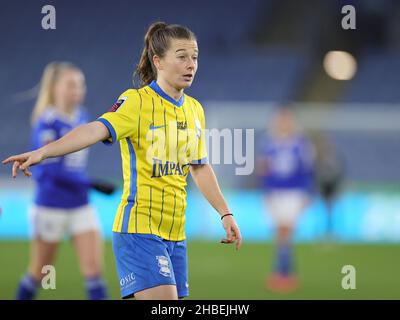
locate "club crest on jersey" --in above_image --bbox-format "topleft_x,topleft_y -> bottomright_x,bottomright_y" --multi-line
177,121 -> 187,130
108,96 -> 127,112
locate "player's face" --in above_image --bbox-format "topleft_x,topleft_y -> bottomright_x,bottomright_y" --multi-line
54,69 -> 86,108
272,110 -> 296,138
158,38 -> 198,90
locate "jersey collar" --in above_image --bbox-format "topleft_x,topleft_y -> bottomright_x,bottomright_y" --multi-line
148,80 -> 185,107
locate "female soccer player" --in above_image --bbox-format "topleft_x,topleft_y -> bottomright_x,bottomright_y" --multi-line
15,62 -> 109,300
4,22 -> 242,300
256,107 -> 315,293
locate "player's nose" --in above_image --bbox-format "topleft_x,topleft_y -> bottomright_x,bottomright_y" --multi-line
187,58 -> 196,70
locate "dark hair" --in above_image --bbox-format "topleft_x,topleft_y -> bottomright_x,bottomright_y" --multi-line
134,22 -> 197,86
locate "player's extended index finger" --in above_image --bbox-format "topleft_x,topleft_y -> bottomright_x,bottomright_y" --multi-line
2,154 -> 26,165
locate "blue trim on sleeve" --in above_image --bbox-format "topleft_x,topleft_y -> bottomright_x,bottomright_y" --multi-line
96,118 -> 116,145
148,80 -> 184,107
121,138 -> 137,233
190,157 -> 208,165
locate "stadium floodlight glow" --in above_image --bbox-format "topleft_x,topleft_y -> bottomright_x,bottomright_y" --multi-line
323,50 -> 357,80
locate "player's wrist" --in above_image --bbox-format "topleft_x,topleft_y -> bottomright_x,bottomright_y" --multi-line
220,212 -> 233,220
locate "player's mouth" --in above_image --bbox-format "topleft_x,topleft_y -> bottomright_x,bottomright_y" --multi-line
182,74 -> 193,81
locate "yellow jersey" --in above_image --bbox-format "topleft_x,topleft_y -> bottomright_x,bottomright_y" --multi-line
97,80 -> 208,241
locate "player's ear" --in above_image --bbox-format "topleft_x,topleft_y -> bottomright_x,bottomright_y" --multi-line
153,55 -> 163,71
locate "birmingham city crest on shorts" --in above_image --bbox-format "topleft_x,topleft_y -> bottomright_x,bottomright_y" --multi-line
156,255 -> 171,277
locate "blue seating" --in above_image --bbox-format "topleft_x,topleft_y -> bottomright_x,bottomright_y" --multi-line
342,52 -> 400,103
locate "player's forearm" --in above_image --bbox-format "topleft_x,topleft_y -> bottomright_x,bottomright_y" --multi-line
40,121 -> 109,159
190,164 -> 231,216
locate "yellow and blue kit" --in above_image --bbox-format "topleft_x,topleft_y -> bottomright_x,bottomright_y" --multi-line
97,80 -> 208,298
97,80 -> 207,241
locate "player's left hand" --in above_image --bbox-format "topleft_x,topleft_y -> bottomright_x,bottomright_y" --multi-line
220,215 -> 242,250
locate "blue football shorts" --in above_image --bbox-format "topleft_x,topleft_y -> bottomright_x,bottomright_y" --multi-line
112,232 -> 189,299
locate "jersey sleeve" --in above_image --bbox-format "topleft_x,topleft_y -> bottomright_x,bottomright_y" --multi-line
191,100 -> 208,164
96,89 -> 140,145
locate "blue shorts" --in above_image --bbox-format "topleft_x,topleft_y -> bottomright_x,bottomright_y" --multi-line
112,232 -> 189,299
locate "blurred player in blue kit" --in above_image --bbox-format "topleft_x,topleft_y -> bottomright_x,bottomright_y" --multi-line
16,62 -> 115,300
256,107 -> 315,292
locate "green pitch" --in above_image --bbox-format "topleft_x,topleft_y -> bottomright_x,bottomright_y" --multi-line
1,241 -> 399,299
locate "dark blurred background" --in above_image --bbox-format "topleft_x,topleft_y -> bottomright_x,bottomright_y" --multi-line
1,0 -> 400,183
